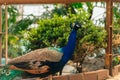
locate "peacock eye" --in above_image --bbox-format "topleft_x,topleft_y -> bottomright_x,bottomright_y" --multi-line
6,71 -> 10,76
1,70 -> 6,74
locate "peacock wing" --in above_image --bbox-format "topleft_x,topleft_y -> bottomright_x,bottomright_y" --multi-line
8,48 -> 63,71
9,48 -> 63,64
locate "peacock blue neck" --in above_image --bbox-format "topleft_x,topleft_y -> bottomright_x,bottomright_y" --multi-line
61,29 -> 77,63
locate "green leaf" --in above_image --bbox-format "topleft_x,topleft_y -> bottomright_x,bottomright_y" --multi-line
71,3 -> 83,9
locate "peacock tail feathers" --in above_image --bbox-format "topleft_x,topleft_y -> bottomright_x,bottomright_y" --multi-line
0,65 -> 23,80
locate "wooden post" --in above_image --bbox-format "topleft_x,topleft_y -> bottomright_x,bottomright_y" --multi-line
105,0 -> 113,76
0,0 -> 106,4
0,5 -> 2,65
5,4 -> 8,64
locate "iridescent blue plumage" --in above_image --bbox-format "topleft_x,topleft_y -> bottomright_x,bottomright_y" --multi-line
61,29 -> 77,63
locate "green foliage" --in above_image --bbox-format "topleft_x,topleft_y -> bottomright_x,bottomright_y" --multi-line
112,3 -> 120,54
2,6 -> 19,31
70,3 -> 83,9
2,6 -> 20,58
86,2 -> 94,12
73,20 -> 107,67
113,6 -> 120,19
24,5 -> 93,51
41,4 -> 68,18
8,16 -> 38,57
112,56 -> 120,67
113,4 -> 120,34
79,25 -> 107,47
10,16 -> 38,34
23,15 -> 70,51
41,3 -> 92,19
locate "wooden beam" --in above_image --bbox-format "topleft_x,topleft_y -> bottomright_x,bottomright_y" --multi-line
0,0 -> 105,4
105,0 -> 113,76
0,5 -> 2,65
5,4 -> 8,64
112,0 -> 120,2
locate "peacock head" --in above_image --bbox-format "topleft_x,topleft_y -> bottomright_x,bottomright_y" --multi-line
73,22 -> 82,30
70,21 -> 82,30
0,66 -> 22,80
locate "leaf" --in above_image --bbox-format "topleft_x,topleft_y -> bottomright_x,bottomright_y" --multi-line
71,3 -> 83,9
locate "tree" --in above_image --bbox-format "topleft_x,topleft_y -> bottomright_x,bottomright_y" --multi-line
74,22 -> 107,72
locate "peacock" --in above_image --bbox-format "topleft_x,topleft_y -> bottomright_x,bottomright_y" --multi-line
0,22 -> 82,80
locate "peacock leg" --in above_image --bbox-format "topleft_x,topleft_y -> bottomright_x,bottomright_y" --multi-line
48,75 -> 53,80
59,70 -> 62,75
59,68 -> 63,75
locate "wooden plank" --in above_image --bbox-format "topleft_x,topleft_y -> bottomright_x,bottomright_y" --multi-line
0,0 -> 106,4
112,0 -> 120,2
105,0 -> 113,76
0,5 -> 2,65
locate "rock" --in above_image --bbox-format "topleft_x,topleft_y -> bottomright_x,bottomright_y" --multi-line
62,65 -> 77,75
82,58 -> 105,72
